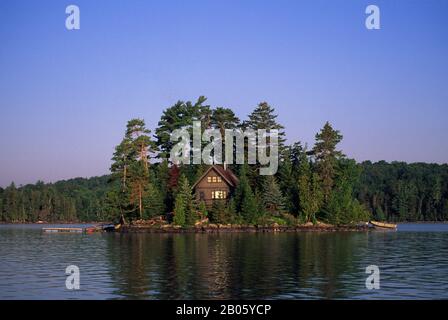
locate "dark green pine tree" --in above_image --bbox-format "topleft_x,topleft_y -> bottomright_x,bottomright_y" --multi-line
241,191 -> 258,224
155,101 -> 187,159
297,152 -> 323,224
198,200 -> 208,220
226,198 -> 237,221
144,172 -> 165,219
125,119 -> 157,172
173,192 -> 186,226
110,119 -> 157,220
110,137 -> 134,218
209,200 -> 228,224
103,186 -> 122,222
111,137 -> 134,190
155,96 -> 209,159
173,175 -> 197,226
127,119 -> 156,219
290,141 -> 305,169
234,166 -> 258,223
155,159 -> 171,212
244,102 -> 286,187
312,122 -> 343,202
245,102 -> 286,148
277,144 -> 300,214
324,159 -> 370,224
211,107 -> 240,136
261,175 -> 285,216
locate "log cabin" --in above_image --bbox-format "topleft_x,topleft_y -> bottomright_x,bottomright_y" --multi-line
192,164 -> 239,207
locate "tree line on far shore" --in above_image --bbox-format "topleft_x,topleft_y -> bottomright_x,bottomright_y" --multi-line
1,97 -> 447,224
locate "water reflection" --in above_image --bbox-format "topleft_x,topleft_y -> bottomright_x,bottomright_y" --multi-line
104,233 -> 371,299
1,224 -> 447,299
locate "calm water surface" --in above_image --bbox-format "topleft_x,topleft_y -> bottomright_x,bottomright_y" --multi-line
0,223 -> 447,299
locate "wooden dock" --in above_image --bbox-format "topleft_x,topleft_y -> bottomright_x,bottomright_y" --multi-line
42,227 -> 84,233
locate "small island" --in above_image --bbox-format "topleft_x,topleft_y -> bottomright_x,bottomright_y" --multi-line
104,99 -> 371,231
1,99 -> 446,229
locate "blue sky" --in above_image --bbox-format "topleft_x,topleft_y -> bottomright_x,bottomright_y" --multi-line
0,0 -> 447,186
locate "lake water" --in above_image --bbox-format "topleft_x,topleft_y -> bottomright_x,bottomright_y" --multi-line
0,223 -> 447,299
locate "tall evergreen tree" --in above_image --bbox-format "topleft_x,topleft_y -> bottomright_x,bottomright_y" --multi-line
312,122 -> 343,202
173,193 -> 186,226
234,166 -> 258,223
111,138 -> 134,190
245,102 -> 286,186
110,119 -> 156,219
290,142 -> 306,171
245,102 -> 286,147
173,175 -> 196,226
209,200 -> 229,224
155,159 -> 170,211
211,107 -> 240,137
155,96 -> 209,159
127,119 -> 156,218
261,175 -> 285,216
241,190 -> 258,224
126,119 -> 156,169
144,182 -> 165,218
297,153 -> 323,223
277,144 -> 300,214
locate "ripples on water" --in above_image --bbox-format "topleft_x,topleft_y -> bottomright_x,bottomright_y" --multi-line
0,223 -> 447,299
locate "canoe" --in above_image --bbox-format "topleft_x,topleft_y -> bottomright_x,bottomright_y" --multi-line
370,220 -> 397,229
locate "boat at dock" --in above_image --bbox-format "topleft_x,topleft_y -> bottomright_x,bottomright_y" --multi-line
369,220 -> 397,230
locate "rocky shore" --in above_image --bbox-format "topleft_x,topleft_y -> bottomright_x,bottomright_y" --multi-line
120,223 -> 370,233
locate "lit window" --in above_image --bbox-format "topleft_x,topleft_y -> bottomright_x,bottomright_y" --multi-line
212,176 -> 217,183
207,177 -> 212,183
217,176 -> 222,183
212,191 -> 227,199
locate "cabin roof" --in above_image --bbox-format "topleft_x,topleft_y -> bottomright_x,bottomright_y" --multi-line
192,165 -> 239,189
